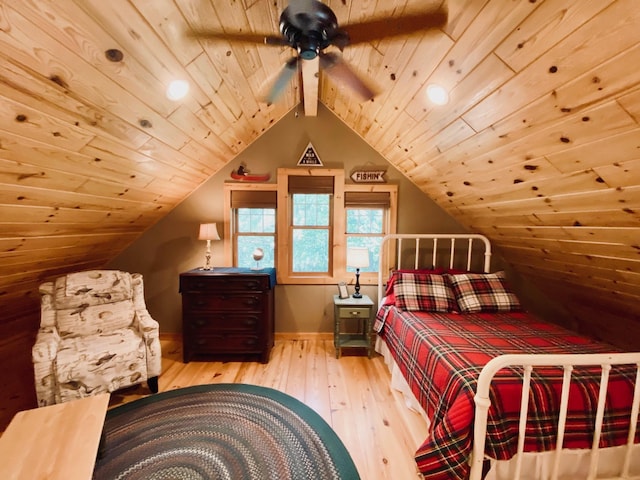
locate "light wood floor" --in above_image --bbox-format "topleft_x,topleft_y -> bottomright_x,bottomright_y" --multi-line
110,335 -> 429,480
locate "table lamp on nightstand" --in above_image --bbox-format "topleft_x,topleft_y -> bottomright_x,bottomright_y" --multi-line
347,247 -> 369,298
198,222 -> 220,271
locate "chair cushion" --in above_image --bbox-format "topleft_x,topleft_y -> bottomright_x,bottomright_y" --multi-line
53,270 -> 132,309
56,299 -> 135,337
55,328 -> 147,402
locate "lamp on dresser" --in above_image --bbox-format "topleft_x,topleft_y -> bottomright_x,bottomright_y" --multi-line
198,222 -> 220,270
347,247 -> 369,299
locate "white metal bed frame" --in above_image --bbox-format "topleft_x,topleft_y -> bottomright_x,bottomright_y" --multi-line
376,234 -> 640,480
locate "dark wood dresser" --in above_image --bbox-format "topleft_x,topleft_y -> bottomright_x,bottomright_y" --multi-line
179,268 -> 276,363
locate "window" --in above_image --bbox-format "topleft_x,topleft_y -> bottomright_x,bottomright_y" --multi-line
292,193 -> 330,272
224,186 -> 277,269
285,174 -> 335,277
236,207 -> 275,268
277,169 -> 343,283
226,169 -> 397,285
345,191 -> 391,274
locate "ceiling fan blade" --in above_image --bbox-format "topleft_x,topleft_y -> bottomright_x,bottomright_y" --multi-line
337,8 -> 447,46
264,57 -> 300,104
320,52 -> 376,102
188,29 -> 288,46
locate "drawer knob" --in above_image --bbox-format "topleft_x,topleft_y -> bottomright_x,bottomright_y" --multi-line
244,297 -> 259,306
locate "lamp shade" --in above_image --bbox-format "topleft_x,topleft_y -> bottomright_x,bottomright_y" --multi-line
346,247 -> 370,269
198,223 -> 220,241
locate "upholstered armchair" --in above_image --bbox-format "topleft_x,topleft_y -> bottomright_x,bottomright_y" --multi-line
32,270 -> 161,406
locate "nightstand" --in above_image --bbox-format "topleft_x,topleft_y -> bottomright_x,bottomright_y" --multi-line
333,294 -> 375,358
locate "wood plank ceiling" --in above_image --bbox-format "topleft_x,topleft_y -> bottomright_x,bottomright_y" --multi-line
1,0 -> 639,349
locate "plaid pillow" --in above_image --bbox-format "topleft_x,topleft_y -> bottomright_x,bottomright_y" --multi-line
447,271 -> 522,312
385,268 -> 444,296
394,273 -> 458,312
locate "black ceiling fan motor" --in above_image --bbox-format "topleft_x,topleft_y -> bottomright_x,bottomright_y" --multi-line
279,2 -> 339,60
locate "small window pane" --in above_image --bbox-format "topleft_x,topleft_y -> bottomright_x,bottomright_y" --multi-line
237,236 -> 275,268
237,208 -> 275,233
292,194 -> 330,226
346,209 -> 383,234
292,229 -> 329,272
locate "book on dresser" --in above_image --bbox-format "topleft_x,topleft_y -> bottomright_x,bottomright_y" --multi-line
179,267 -> 276,363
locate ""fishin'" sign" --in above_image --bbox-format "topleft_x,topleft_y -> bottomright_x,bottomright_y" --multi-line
350,170 -> 386,183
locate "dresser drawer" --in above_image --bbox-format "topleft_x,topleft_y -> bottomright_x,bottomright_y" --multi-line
190,334 -> 262,353
182,293 -> 264,312
185,313 -> 261,333
337,306 -> 371,319
180,275 -> 269,293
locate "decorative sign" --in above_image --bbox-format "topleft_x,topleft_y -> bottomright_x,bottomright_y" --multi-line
350,170 -> 386,183
297,142 -> 323,166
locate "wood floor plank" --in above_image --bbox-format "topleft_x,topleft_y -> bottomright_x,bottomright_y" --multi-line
107,335 -> 427,480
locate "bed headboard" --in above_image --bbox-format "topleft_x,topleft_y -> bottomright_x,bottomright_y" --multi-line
376,234 -> 492,307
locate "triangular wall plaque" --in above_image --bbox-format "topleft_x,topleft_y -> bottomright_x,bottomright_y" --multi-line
297,142 -> 323,166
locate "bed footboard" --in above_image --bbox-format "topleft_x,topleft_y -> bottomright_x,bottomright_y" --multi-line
471,353 -> 640,480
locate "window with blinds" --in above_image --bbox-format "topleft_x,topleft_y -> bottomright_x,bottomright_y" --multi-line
225,170 -> 397,284
231,190 -> 277,269
288,175 -> 334,273
345,191 -> 391,273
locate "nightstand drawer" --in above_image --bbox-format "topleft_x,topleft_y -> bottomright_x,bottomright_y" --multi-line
337,307 -> 371,319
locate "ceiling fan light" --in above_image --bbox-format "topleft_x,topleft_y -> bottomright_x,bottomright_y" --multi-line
167,79 -> 189,101
426,84 -> 449,105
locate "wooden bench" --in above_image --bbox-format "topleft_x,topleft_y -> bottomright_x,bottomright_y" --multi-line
0,393 -> 110,480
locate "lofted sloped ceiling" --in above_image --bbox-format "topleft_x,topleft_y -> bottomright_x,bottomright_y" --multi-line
0,0 -> 639,349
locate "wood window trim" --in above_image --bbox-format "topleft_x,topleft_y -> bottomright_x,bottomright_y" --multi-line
225,172 -> 397,286
277,168 -> 345,284
343,183 -> 398,286
223,183 -> 277,265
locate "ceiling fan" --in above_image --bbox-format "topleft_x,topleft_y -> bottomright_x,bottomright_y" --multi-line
189,0 -> 447,116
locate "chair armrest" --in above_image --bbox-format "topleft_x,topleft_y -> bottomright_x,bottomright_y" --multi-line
133,310 -> 159,337
133,310 -> 162,377
32,328 -> 60,363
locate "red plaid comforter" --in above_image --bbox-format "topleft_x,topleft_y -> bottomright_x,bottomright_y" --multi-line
376,306 -> 639,480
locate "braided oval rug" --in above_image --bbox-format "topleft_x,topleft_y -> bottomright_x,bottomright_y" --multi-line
93,383 -> 360,480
